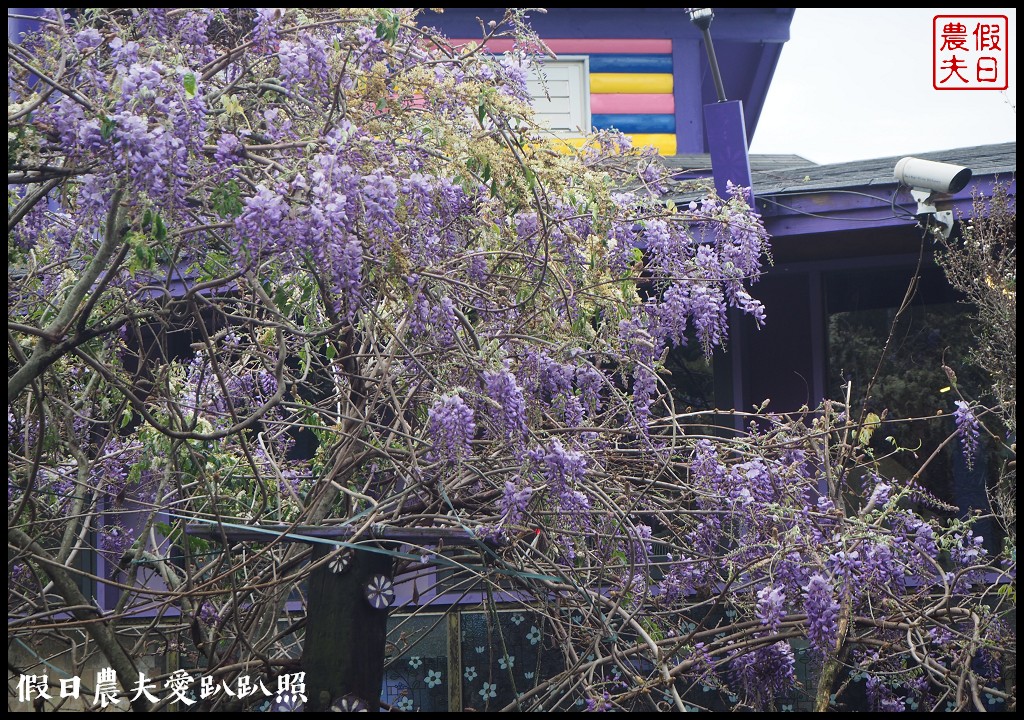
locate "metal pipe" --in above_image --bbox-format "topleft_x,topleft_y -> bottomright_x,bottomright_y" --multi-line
687,8 -> 728,102
701,26 -> 728,102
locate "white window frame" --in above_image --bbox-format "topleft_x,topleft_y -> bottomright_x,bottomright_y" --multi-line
526,56 -> 591,137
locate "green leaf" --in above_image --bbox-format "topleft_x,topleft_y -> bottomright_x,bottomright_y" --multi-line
211,180 -> 243,218
183,72 -> 197,98
374,11 -> 399,42
858,412 -> 881,446
523,166 -> 536,190
133,242 -> 149,267
155,522 -> 181,544
188,536 -> 211,555
153,214 -> 167,242
274,286 -> 290,314
326,343 -> 337,360
100,116 -> 117,141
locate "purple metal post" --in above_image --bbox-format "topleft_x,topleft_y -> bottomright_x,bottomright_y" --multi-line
704,100 -> 754,205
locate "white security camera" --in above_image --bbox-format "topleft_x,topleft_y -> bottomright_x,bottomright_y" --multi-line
893,157 -> 973,241
894,157 -> 972,195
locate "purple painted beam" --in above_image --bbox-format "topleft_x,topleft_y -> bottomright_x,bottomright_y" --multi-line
744,41 -> 786,145
757,176 -> 1014,237
704,100 -> 754,202
674,39 -> 705,153
447,38 -> 672,54
422,8 -> 792,43
8,7 -> 44,41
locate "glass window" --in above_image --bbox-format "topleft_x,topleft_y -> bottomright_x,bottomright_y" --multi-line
825,263 -> 998,544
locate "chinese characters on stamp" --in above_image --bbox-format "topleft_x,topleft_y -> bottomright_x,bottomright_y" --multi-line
934,15 -> 1009,90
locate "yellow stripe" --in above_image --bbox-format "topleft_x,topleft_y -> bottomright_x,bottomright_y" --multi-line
590,73 -> 673,95
535,134 -> 677,156
627,133 -> 677,155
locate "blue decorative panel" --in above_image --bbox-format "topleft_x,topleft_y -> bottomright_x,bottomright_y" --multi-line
588,53 -> 673,74
592,113 -> 676,134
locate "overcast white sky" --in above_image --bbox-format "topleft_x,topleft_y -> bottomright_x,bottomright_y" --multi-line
749,8 -> 1017,165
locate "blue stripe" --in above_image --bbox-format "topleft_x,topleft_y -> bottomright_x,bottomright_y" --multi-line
592,114 -> 676,134
588,54 -> 673,74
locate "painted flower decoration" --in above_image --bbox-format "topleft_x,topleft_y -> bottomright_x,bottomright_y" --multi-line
498,655 -> 515,670
464,666 -> 477,682
276,695 -> 304,712
364,574 -> 395,609
330,695 -> 367,712
510,613 -> 525,625
328,549 -> 353,574
475,645 -> 485,654
395,697 -> 414,712
479,682 -> 498,700
985,693 -> 1005,706
408,656 -> 422,669
526,626 -> 541,645
424,670 -> 443,688
524,671 -> 535,680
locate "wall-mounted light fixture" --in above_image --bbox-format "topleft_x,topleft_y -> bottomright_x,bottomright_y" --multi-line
687,8 -> 727,103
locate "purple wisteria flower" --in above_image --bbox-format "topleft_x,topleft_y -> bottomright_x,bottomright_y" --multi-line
278,40 -> 310,85
499,479 -> 535,527
426,393 -> 476,464
803,574 -> 840,656
865,478 -> 892,512
213,133 -> 243,171
728,641 -> 796,710
253,7 -> 284,52
953,400 -> 980,469
101,524 -> 136,559
483,368 -> 528,446
74,28 -> 103,51
755,584 -> 786,633
865,674 -> 905,712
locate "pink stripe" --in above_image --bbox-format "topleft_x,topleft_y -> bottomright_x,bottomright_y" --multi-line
446,38 -> 672,54
591,94 -> 674,114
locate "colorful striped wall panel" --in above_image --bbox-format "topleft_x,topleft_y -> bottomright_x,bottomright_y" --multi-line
450,37 -> 679,155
